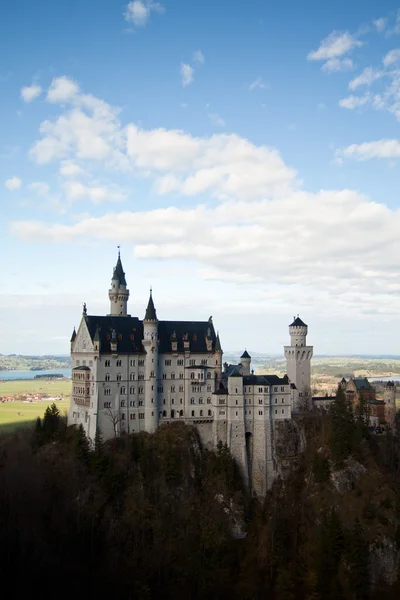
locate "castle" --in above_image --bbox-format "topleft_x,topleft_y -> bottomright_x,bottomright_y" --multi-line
68,252 -> 313,495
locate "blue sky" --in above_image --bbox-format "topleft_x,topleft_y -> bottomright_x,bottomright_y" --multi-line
2,0 -> 400,355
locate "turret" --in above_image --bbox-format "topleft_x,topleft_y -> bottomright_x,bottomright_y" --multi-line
108,250 -> 130,316
289,316 -> 308,347
384,381 -> 396,428
70,327 -> 76,352
240,350 -> 251,375
284,315 -> 313,410
143,289 -> 159,433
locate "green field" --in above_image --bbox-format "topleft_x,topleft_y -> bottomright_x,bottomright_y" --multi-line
0,399 -> 70,434
0,378 -> 71,397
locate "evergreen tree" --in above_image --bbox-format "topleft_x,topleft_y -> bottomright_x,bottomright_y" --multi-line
75,424 -> 90,464
329,385 -> 356,466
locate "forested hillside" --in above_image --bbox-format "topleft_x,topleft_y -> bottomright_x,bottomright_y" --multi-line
1,395 -> 400,599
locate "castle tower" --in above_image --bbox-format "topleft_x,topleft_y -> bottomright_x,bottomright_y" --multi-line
143,289 -> 159,433
240,350 -> 251,376
284,316 -> 313,410
108,250 -> 130,316
384,381 -> 396,429
226,367 -> 249,487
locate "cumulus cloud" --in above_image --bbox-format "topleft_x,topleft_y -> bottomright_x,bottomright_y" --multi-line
28,181 -> 51,196
63,181 -> 126,203
4,177 -> 22,191
339,94 -> 370,109
124,0 -> 164,27
59,160 -> 84,177
180,63 -> 194,87
47,76 -> 80,103
383,48 -> 400,66
193,50 -> 205,64
321,58 -> 354,72
11,189 -> 400,312
20,83 -> 42,103
336,139 -> 400,161
373,17 -> 387,33
308,31 -> 363,70
349,67 -> 384,89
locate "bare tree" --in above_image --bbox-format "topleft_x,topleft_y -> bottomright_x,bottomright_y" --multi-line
105,407 -> 122,438
298,389 -> 313,412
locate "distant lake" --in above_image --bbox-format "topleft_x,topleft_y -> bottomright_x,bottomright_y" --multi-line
369,376 -> 400,382
0,369 -> 71,381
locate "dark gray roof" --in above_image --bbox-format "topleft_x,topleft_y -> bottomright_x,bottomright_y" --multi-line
241,350 -> 251,359
84,315 -> 144,354
353,377 -> 372,390
158,320 -> 217,354
243,374 -> 289,386
290,317 -> 307,327
70,328 -> 76,342
112,254 -> 127,286
313,395 -> 335,401
229,366 -> 243,378
144,291 -> 157,321
73,365 -> 90,371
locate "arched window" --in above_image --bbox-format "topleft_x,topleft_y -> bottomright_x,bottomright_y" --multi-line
208,409 -> 212,416
200,410 -> 203,416
171,410 -> 175,418
130,373 -> 135,380
130,386 -> 135,394
191,410 -> 195,417
199,397 -> 203,404
116,360 -> 122,367
117,373 -> 122,381
105,373 -> 110,382
190,398 -> 195,404
207,372 -> 211,379
180,410 -> 183,417
104,388 -> 111,396
120,386 -> 126,394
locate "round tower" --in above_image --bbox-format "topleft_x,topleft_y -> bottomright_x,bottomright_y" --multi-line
143,289 -> 159,433
284,316 -> 313,411
240,350 -> 251,376
108,250 -> 130,316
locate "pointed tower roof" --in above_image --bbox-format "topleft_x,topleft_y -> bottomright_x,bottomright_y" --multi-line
241,349 -> 251,359
215,332 -> 222,352
144,289 -> 158,321
289,316 -> 307,327
70,327 -> 76,342
112,250 -> 127,286
229,366 -> 243,378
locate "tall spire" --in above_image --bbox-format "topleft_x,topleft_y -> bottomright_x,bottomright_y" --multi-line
215,332 -> 222,352
108,248 -> 130,316
144,288 -> 157,321
112,249 -> 127,286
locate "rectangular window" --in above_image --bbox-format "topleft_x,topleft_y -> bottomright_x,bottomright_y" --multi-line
130,359 -> 136,367
139,400 -> 143,406
171,373 -> 175,379
281,387 -> 285,392
130,413 -> 135,420
219,399 -> 225,404
171,386 -> 175,392
177,359 -> 184,366
219,410 -> 226,416
259,399 -> 263,404
138,360 -> 145,367
121,401 -> 125,407
139,413 -> 145,419
259,410 -> 263,415
165,359 -> 172,366
163,373 -> 167,379
189,359 -> 195,366
104,402 -> 111,408
201,359 -> 207,365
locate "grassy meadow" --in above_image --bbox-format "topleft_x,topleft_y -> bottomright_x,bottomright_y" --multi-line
0,378 -> 71,434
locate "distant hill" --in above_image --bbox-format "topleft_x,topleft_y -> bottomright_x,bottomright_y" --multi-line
0,355 -> 72,372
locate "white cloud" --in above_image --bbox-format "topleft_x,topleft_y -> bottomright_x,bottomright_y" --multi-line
339,94 -> 370,109
124,0 -> 164,27
180,63 -> 194,87
63,181 -> 126,203
249,76 -> 268,91
373,17 -> 387,33
59,160 -> 84,177
308,31 -> 363,61
193,50 -> 205,64
47,76 -> 80,103
20,83 -> 42,103
4,177 -> 22,191
336,139 -> 400,160
28,181 -> 50,196
207,113 -> 226,127
383,48 -> 400,66
349,67 -> 384,89
321,58 -> 354,72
